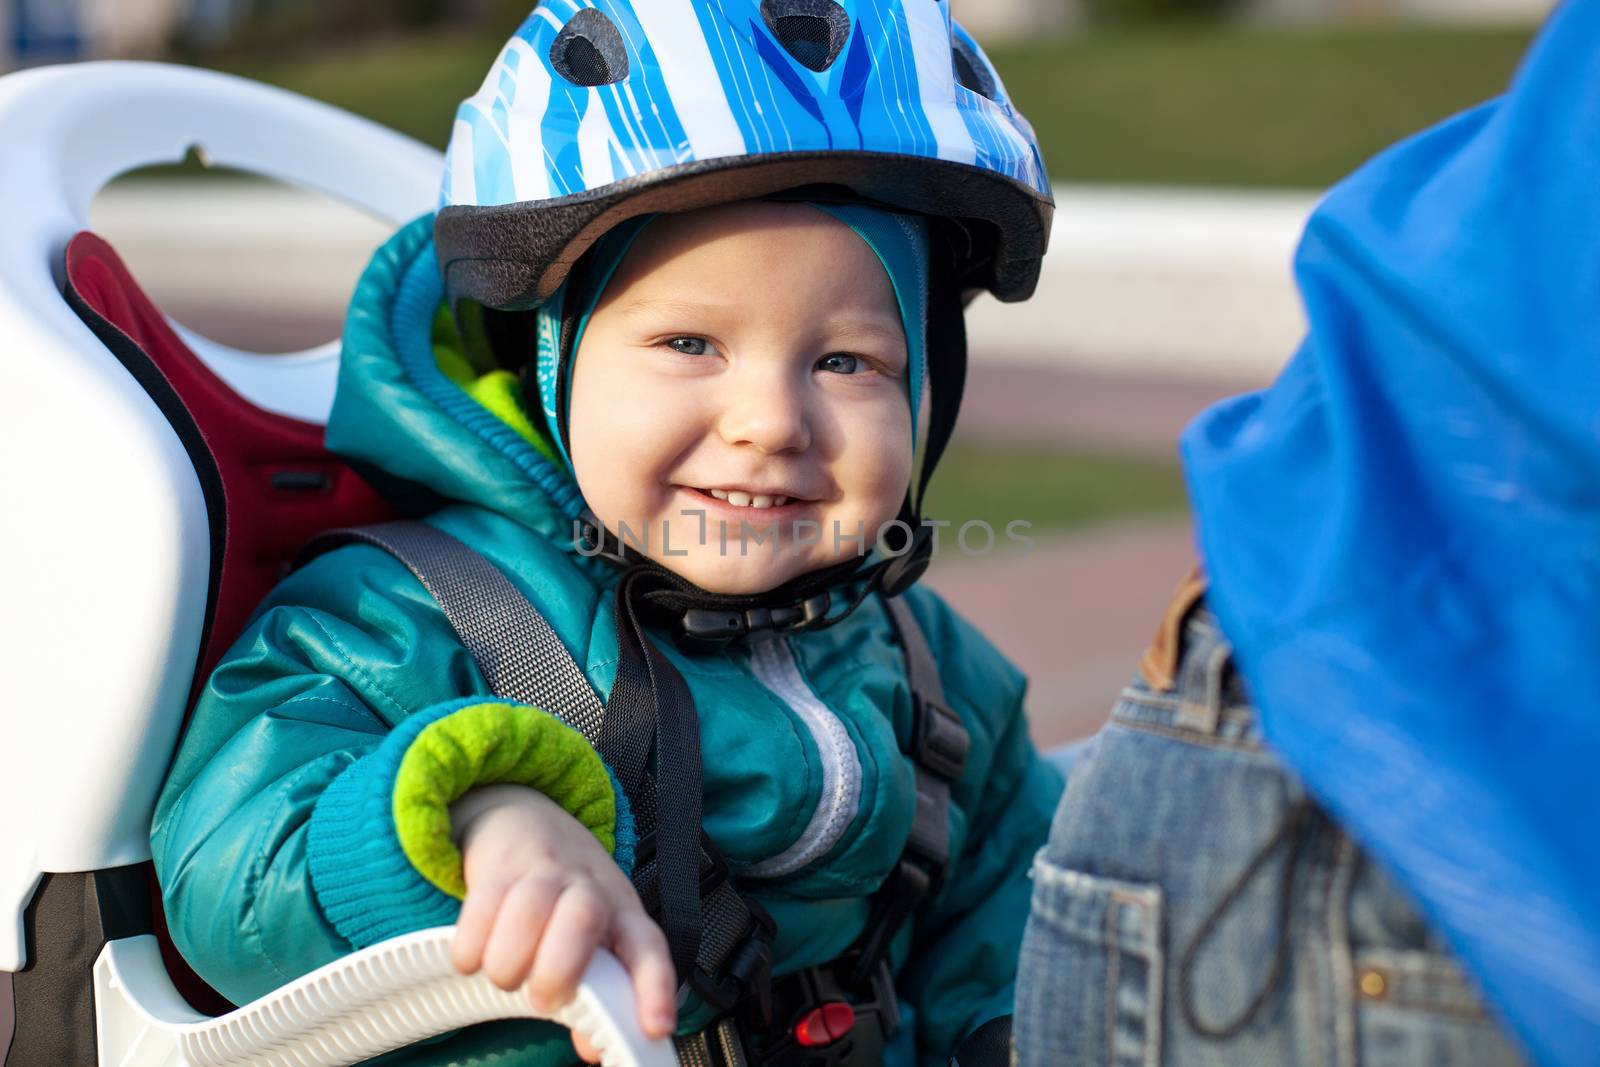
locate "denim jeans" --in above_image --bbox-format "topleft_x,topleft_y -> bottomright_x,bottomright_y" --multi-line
1016,605 -> 1526,1067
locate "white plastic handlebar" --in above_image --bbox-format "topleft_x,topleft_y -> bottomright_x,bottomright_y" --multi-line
93,928 -> 677,1067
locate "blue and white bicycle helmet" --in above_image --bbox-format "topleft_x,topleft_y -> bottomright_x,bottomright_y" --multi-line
434,0 -> 1052,312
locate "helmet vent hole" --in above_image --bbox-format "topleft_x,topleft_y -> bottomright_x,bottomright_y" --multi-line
951,37 -> 996,100
760,0 -> 850,73
551,8 -> 629,87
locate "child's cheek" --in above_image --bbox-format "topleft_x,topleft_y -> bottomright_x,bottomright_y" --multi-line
573,375 -> 698,524
844,398 -> 916,521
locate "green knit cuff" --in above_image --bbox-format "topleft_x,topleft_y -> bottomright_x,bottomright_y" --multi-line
392,701 -> 617,899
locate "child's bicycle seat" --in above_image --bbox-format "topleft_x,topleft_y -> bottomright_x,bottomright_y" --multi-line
0,60 -> 669,1067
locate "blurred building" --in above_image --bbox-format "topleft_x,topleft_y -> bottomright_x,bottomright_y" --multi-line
3,0 -> 85,70
0,0 -> 250,73
951,0 -> 1073,39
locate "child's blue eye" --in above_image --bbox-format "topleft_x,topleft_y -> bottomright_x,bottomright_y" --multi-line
817,353 -> 860,375
667,337 -> 709,355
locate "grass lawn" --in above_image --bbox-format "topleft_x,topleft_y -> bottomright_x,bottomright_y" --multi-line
198,22 -> 1535,188
922,441 -> 1189,536
212,29 -> 499,158
991,25 -> 1533,187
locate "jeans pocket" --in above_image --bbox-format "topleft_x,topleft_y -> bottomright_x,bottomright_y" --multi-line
1015,854 -> 1164,1067
1352,948 -> 1527,1067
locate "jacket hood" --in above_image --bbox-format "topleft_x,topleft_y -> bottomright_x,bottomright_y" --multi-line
327,213 -> 587,546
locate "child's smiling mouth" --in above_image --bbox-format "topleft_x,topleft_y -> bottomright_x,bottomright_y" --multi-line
676,484 -> 822,516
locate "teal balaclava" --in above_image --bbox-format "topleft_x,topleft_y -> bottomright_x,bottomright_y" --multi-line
532,202 -> 931,509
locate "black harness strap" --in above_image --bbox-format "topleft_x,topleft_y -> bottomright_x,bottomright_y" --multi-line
609,564 -> 706,980
303,522 -> 606,742
674,1019 -> 749,1067
852,595 -> 970,982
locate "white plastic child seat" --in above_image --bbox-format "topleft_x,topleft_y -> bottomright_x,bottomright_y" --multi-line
0,60 -> 442,970
0,60 -> 666,1066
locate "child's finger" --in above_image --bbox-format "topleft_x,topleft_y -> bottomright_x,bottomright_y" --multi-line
610,909 -> 677,1037
451,878 -> 512,974
481,875 -> 563,991
571,1030 -> 603,1064
528,880 -> 611,1011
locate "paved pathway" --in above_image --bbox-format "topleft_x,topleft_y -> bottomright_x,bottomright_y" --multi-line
925,520 -> 1197,747
957,361 -> 1254,457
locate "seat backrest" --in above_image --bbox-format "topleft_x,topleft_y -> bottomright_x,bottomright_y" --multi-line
62,232 -> 403,1016
0,60 -> 443,976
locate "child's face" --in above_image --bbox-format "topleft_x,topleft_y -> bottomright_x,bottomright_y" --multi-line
568,201 -> 914,595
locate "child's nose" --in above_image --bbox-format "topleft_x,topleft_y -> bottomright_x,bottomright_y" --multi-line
715,377 -> 811,455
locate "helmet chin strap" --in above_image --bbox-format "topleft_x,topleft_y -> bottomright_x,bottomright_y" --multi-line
577,509 -> 933,649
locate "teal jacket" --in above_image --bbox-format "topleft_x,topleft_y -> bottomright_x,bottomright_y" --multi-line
150,216 -> 1063,1066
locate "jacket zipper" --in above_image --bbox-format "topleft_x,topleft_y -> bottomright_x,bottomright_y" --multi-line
743,635 -> 862,879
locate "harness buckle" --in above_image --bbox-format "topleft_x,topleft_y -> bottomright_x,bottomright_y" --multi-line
689,900 -> 776,1018
682,951 -> 898,1067
847,856 -> 936,988
680,594 -> 832,651
912,694 -> 968,782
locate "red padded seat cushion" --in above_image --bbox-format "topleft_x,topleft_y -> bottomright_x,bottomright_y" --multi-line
64,232 -> 394,692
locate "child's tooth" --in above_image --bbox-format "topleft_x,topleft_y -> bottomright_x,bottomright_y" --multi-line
751,495 -> 774,509
727,490 -> 751,507
710,488 -> 729,501
774,496 -> 789,507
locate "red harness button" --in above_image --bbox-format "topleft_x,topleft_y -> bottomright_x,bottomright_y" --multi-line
794,1001 -> 856,1047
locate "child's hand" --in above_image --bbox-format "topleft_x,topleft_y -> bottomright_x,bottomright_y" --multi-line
450,787 -> 676,1063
